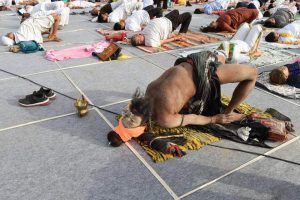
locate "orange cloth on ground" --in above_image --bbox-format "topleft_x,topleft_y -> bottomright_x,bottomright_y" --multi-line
114,117 -> 146,142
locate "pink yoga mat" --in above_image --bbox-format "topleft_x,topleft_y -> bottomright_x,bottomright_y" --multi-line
45,40 -> 110,61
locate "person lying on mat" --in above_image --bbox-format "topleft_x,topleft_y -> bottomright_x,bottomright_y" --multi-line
200,7 -> 259,33
269,61 -> 300,88
90,0 -> 124,19
217,23 -> 263,63
21,1 -> 70,27
263,0 -> 297,17
131,9 -> 191,47
118,50 -> 257,129
1,13 -> 61,46
113,8 -> 162,31
0,0 -> 12,11
66,0 -> 101,9
194,0 -> 230,15
97,0 -> 143,23
263,8 -> 294,28
265,21 -> 300,44
235,0 -> 264,19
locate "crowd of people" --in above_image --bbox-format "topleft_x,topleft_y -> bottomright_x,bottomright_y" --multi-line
0,0 -> 299,142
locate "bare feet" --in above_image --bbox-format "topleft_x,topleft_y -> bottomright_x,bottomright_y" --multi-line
49,37 -> 62,42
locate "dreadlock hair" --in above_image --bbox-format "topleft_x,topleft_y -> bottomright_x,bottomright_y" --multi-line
113,22 -> 122,31
264,19 -> 275,28
265,32 -> 277,42
269,67 -> 288,85
107,131 -> 123,147
130,88 -> 152,124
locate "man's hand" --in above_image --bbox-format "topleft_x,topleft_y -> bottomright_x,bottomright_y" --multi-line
174,35 -> 187,42
212,113 -> 245,124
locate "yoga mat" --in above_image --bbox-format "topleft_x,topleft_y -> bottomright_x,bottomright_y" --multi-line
179,44 -> 300,67
96,28 -> 128,36
136,31 -> 220,53
138,96 -> 272,163
256,72 -> 300,99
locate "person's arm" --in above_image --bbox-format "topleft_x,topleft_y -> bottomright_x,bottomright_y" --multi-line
220,22 -> 236,32
160,35 -> 186,45
158,113 -> 236,128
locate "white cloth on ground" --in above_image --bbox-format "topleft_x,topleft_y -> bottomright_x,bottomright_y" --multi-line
125,10 -> 150,31
14,15 -> 54,44
1,35 -> 14,46
142,17 -> 172,47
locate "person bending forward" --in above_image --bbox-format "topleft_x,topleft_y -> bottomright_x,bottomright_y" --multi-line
121,51 -> 257,129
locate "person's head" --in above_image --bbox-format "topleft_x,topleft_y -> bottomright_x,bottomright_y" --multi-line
98,13 -> 108,23
107,130 -> 123,147
265,32 -> 279,42
247,3 -> 257,9
90,8 -> 99,16
1,32 -> 15,46
263,10 -> 271,17
269,66 -> 289,84
131,34 -> 145,46
200,21 -> 219,33
121,88 -> 152,128
113,20 -> 125,30
264,18 -> 276,28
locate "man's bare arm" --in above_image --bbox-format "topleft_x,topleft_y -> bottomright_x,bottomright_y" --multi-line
158,113 -> 237,128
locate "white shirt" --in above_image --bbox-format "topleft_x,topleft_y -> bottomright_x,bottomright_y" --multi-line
108,1 -> 143,23
142,17 -> 172,47
125,10 -> 150,31
14,15 -> 54,43
278,21 -> 300,38
143,0 -> 153,8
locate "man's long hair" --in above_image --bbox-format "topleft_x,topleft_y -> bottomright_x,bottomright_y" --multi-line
130,88 -> 152,124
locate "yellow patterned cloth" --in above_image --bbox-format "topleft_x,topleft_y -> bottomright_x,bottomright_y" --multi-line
138,95 -> 272,163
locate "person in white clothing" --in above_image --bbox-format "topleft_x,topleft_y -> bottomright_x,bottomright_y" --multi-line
113,7 -> 162,31
66,0 -> 100,9
22,2 -> 70,27
217,23 -> 263,63
0,0 -> 12,10
265,21 -> 300,44
1,14 -> 62,46
105,1 -> 144,23
131,10 -> 192,47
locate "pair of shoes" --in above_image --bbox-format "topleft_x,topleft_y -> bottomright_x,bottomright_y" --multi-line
18,87 -> 56,107
9,45 -> 21,53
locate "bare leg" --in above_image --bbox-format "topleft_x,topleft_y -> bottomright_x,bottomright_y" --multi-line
216,63 -> 257,118
47,14 -> 61,42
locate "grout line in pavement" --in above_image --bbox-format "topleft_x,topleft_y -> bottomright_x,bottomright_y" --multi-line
179,135 -> 300,199
50,55 -> 180,199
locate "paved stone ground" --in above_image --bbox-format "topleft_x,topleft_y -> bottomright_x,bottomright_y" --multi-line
0,5 -> 299,200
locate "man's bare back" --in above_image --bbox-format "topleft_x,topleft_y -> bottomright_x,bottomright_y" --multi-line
124,52 -> 257,128
145,62 -> 196,124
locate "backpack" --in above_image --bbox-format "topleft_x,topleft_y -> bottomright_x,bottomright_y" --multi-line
17,40 -> 44,53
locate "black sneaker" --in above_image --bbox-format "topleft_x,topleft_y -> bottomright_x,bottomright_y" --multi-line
18,91 -> 49,107
38,87 -> 56,100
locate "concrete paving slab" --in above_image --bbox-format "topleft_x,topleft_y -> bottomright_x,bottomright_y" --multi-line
0,71 -> 79,129
63,57 -> 164,106
183,140 -> 300,200
0,110 -> 173,200
141,52 -> 180,70
0,51 -> 59,78
58,29 -> 102,44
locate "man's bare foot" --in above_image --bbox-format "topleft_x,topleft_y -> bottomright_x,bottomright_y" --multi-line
49,37 -> 62,42
251,50 -> 262,58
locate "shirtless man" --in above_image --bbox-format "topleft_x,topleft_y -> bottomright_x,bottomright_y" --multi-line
121,51 -> 257,129
1,13 -> 61,46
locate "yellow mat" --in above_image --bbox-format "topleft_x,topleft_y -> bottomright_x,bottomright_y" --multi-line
138,95 -> 271,163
